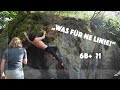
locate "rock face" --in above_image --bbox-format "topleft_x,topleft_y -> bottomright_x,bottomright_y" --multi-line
0,12 -> 120,79
24,66 -> 42,79
49,30 -> 120,79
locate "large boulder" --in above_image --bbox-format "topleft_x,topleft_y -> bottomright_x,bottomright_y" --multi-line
1,12 -> 120,79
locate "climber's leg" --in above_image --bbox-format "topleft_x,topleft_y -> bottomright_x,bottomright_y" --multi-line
44,46 -> 64,67
49,46 -> 62,57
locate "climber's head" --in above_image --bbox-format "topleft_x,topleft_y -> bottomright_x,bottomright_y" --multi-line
28,33 -> 36,41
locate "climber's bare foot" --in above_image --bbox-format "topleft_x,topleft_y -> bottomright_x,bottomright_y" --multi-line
60,63 -> 64,68
61,63 -> 64,67
57,61 -> 64,69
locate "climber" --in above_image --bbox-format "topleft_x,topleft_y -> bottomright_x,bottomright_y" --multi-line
23,31 -> 64,68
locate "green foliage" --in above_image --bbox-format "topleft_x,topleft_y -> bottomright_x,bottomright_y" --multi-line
0,11 -> 18,28
1,11 -> 120,48
48,11 -> 94,21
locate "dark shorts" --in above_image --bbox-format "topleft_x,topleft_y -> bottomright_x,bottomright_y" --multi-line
44,46 -> 62,63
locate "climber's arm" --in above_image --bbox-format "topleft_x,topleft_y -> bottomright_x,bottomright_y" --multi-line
38,31 -> 46,40
23,32 -> 30,41
23,32 -> 34,44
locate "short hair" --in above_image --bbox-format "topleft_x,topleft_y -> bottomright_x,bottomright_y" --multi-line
28,33 -> 36,41
8,37 -> 22,48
